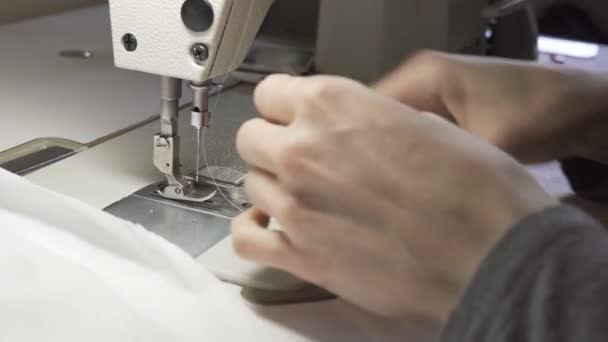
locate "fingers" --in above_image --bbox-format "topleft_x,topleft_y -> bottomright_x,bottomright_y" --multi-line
243,169 -> 288,218
231,207 -> 295,270
254,74 -> 356,125
244,169 -> 311,234
237,118 -> 289,172
254,74 -> 302,125
246,74 -> 351,172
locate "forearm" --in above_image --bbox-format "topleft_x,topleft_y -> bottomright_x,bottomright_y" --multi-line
441,206 -> 608,342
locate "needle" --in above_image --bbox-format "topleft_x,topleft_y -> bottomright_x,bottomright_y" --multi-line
195,126 -> 201,182
190,82 -> 212,184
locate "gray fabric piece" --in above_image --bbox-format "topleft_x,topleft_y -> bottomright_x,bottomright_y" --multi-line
441,205 -> 608,342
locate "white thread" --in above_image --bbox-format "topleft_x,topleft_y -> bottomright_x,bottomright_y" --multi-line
201,127 -> 244,213
200,0 -> 258,213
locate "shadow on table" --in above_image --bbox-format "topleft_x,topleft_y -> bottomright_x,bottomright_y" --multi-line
250,298 -> 440,342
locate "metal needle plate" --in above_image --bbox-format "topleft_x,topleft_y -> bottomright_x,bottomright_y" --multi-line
105,182 -> 251,257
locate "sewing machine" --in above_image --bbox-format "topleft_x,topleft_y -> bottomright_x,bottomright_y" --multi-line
0,0 -> 538,300
108,0 -> 273,205
106,0 -> 539,212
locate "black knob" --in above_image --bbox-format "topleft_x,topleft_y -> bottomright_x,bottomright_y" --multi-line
181,0 -> 215,32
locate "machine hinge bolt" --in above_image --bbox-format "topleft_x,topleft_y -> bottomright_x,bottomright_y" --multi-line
192,43 -> 209,63
122,34 -> 138,52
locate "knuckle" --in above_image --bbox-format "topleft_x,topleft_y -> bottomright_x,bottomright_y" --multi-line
409,49 -> 445,67
298,78 -> 348,112
235,119 -> 259,154
276,141 -> 313,175
278,196 -> 308,226
307,79 -> 342,100
254,74 -> 288,104
404,50 -> 451,80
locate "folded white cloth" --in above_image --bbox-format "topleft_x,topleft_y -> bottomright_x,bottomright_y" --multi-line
0,169 -> 291,341
0,168 -> 426,342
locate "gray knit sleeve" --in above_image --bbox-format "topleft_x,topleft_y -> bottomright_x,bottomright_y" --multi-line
441,206 -> 608,342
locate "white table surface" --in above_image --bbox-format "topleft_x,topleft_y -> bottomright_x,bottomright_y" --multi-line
0,4 -> 191,153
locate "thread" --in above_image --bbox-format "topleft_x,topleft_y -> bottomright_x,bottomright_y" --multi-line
201,126 -> 245,213
200,0 -> 257,213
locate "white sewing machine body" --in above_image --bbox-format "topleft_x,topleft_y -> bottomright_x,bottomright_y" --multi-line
109,0 -> 273,82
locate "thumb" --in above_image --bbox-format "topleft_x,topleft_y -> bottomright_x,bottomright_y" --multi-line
374,51 -> 453,117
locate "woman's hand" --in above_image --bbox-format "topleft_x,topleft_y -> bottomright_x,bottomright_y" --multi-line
375,51 -> 608,163
232,74 -> 555,323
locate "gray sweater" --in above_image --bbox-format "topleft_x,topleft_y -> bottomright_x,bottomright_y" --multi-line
441,206 -> 608,341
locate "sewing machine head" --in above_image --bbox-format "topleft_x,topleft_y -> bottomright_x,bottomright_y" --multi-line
108,0 -> 274,203
108,0 -> 274,83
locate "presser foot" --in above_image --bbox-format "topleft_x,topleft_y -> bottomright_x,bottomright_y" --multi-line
156,166 -> 250,214
156,179 -> 217,203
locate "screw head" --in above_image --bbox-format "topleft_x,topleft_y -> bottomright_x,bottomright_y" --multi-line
175,188 -> 183,195
192,43 -> 209,63
122,34 -> 138,52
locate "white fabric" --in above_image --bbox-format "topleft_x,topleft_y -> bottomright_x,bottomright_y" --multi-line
0,168 -> 427,341
0,168 -> 272,341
